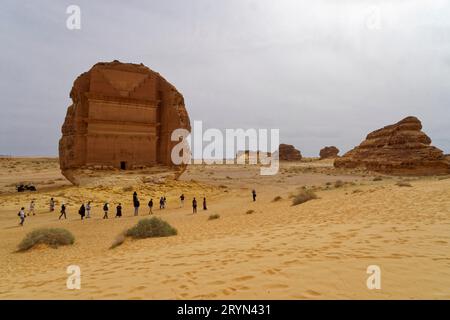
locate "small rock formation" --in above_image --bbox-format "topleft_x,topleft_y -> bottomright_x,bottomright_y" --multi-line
334,116 -> 450,175
59,61 -> 190,184
278,144 -> 302,161
320,146 -> 340,159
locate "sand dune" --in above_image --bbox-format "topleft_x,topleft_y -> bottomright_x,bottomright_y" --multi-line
0,158 -> 449,299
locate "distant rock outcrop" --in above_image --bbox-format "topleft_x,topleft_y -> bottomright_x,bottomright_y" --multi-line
320,146 -> 339,159
334,116 -> 450,175
278,144 -> 302,161
59,61 -> 191,185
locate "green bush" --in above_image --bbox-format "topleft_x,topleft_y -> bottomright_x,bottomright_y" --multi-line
292,190 -> 318,206
18,228 -> 75,251
126,217 -> 177,239
208,214 -> 220,220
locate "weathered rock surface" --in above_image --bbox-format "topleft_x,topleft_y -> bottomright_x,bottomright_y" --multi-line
59,61 -> 190,184
334,116 -> 450,175
320,146 -> 340,159
278,144 -> 302,161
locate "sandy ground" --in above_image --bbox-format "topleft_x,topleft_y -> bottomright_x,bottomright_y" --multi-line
0,157 -> 449,299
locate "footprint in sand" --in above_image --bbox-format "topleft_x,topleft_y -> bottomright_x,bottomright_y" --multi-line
233,275 -> 254,282
305,289 -> 321,297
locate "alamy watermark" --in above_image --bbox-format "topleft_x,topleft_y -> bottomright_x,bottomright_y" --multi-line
366,265 -> 381,290
66,265 -> 81,290
66,5 -> 81,30
171,121 -> 280,175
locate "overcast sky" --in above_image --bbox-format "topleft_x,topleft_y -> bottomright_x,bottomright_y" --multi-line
1,0 -> 449,157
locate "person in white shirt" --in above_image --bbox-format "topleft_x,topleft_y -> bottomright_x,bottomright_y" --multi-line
86,201 -> 91,218
28,200 -> 35,216
18,207 -> 25,226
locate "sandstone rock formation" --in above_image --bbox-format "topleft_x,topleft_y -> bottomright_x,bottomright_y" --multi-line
320,146 -> 340,159
59,61 -> 191,184
278,144 -> 302,161
334,116 -> 450,175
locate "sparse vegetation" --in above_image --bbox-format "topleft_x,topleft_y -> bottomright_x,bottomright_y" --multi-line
272,196 -> 282,202
396,181 -> 412,187
373,176 -> 383,181
291,190 -> 318,206
125,217 -> 177,239
208,214 -> 220,220
246,209 -> 255,214
334,180 -> 345,188
18,228 -> 75,251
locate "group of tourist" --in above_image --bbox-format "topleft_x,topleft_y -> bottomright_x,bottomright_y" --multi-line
17,189 -> 257,225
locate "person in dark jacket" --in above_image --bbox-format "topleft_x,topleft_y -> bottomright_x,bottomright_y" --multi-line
59,203 -> 67,220
103,202 -> 109,219
78,203 -> 86,220
116,203 -> 122,218
192,197 -> 197,214
203,197 -> 207,210
148,199 -> 153,214
180,194 -> 185,207
252,189 -> 257,202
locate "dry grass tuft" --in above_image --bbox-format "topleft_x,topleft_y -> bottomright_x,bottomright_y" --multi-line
292,190 -> 318,206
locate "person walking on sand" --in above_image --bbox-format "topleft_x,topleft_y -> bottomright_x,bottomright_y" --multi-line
18,207 -> 25,226
159,197 -> 164,210
148,198 -> 153,214
59,203 -> 67,220
49,197 -> 55,212
163,196 -> 167,208
78,203 -> 86,220
180,194 -> 185,208
133,196 -> 140,216
86,201 -> 91,218
252,189 -> 257,202
192,197 -> 197,214
28,200 -> 35,216
116,203 -> 122,218
203,197 -> 207,211
103,202 -> 109,219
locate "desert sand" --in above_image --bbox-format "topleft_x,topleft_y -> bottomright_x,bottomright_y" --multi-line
0,157 -> 449,299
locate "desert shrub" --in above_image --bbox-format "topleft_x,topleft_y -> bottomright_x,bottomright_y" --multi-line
18,228 -> 75,251
126,218 -> 177,239
246,209 -> 255,214
334,180 -> 345,188
396,181 -> 412,187
373,176 -> 383,181
352,189 -> 363,194
292,190 -> 318,206
208,214 -> 220,220
218,185 -> 228,189
272,196 -> 282,202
